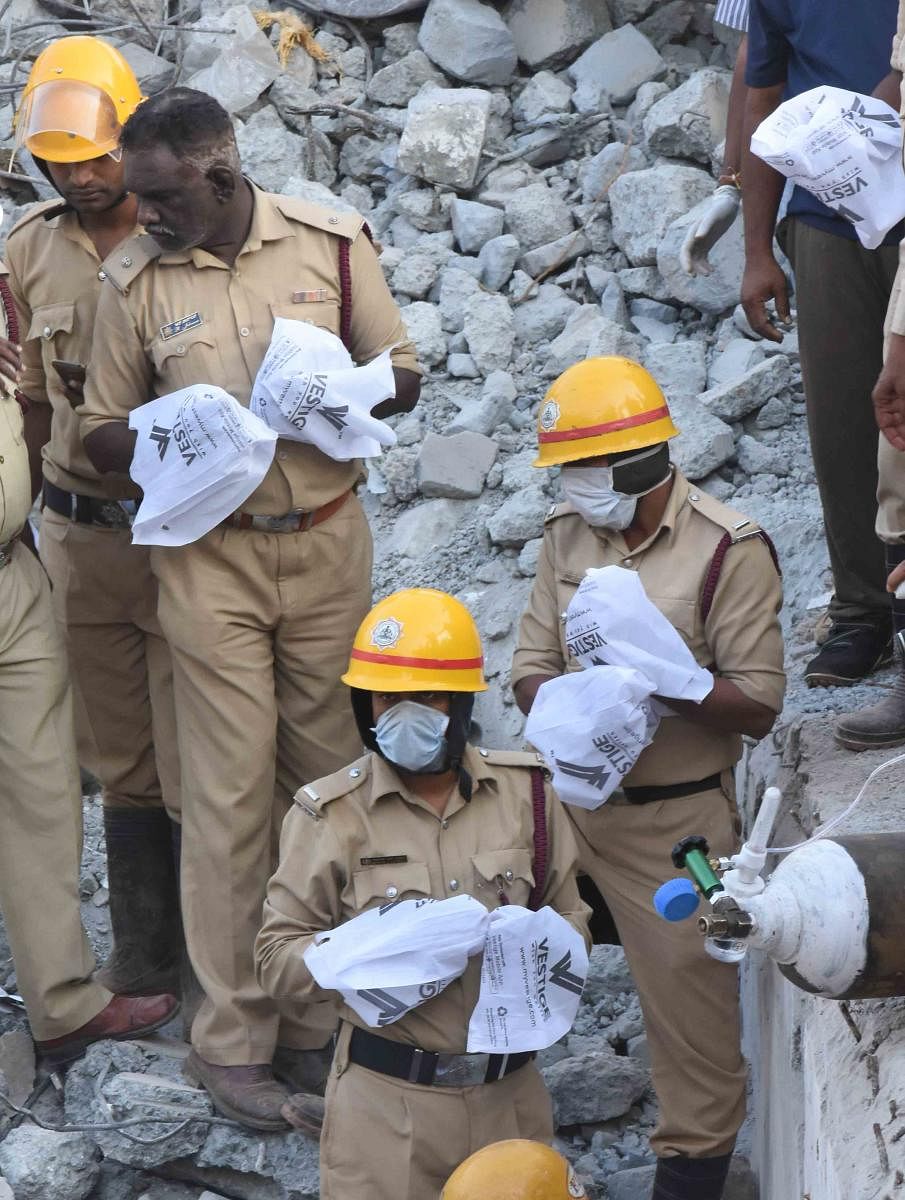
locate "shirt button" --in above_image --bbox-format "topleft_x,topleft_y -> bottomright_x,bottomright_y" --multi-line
120,256 -> 132,268
328,216 -> 339,224
624,557 -> 633,566
43,326 -> 51,338
505,869 -> 514,882
97,269 -> 107,281
479,749 -> 489,758
441,819 -> 449,830
349,767 -> 361,779
385,885 -> 398,899
449,879 -> 459,891
240,327 -> 250,337
176,345 -> 186,355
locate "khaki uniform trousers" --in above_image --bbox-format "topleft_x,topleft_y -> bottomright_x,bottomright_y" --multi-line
0,542 -> 112,1039
320,1024 -> 554,1200
567,776 -> 745,1159
39,509 -> 180,819
150,496 -> 372,1064
877,262 -> 905,542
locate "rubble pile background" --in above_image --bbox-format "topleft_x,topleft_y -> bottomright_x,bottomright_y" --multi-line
0,0 -> 876,1195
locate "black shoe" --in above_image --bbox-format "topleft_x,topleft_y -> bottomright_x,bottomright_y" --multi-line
804,622 -> 892,688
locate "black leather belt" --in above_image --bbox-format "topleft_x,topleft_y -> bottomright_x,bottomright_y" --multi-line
348,1026 -> 534,1088
622,772 -> 723,806
43,479 -> 137,529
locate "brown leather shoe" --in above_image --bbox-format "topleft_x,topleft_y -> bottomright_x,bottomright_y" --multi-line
36,992 -> 179,1064
272,1042 -> 334,1096
183,1050 -> 290,1131
281,1092 -> 325,1139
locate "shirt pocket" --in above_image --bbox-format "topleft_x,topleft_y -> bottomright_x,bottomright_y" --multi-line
149,327 -> 219,390
351,861 -> 432,911
270,300 -> 342,339
28,301 -> 76,358
471,847 -> 535,909
646,595 -> 698,651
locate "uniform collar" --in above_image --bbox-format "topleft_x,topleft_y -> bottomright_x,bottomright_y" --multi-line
159,182 -> 295,268
47,205 -> 105,262
368,744 -> 496,813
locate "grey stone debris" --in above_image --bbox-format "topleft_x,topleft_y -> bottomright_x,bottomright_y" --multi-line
0,1127 -> 99,1200
568,25 -> 666,111
390,499 -> 470,557
116,43 -> 176,94
234,108 -> 311,194
504,183 -> 574,251
487,484 -> 547,547
505,0 -> 610,71
448,352 -> 480,377
644,68 -> 731,163
609,0 -> 656,21
736,434 -> 790,477
579,141 -> 647,205
546,308 -> 642,377
464,293 -> 516,373
0,1178 -> 11,1200
639,0 -> 695,49
398,86 -> 492,188
366,50 -> 446,107
401,301 -> 447,367
643,340 -> 707,398
518,231 -> 592,279
419,431 -> 499,498
700,356 -> 794,422
186,7 -> 280,114
479,235 -> 522,291
447,370 -> 518,435
669,395 -> 736,479
657,196 -> 745,316
318,0 -> 424,12
708,338 -> 766,388
610,163 -> 714,266
195,1122 -> 319,1200
391,252 -> 439,298
0,1029 -> 34,1106
451,199 -> 505,255
513,283 -> 580,344
439,267 -> 483,332
419,0 -> 518,86
543,1046 -> 649,1125
96,1073 -> 214,1167
512,71 -> 574,124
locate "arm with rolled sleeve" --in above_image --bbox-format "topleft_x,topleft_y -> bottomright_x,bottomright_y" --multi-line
511,533 -> 566,714
4,253 -> 48,408
255,805 -> 346,1003
78,281 -> 152,473
538,785 -> 592,952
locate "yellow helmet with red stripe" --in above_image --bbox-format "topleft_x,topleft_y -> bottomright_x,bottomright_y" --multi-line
342,589 -> 488,693
533,356 -> 678,467
442,1141 -> 588,1199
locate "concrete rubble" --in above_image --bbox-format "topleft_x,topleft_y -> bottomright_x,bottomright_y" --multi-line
2,0 -> 899,1195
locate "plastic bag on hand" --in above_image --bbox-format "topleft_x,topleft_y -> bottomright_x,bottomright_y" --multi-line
303,895 -> 489,1028
564,566 -> 714,702
467,906 -> 588,1052
129,386 -> 277,547
251,318 -> 397,460
750,86 -> 905,249
525,665 -> 660,810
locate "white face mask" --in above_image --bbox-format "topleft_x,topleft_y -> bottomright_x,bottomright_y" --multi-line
561,466 -> 637,530
374,700 -> 450,773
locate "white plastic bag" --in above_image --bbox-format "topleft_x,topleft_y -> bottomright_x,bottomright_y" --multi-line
251,318 -> 397,460
525,665 -> 660,810
303,895 -> 489,1028
564,566 -> 714,702
750,86 -> 905,249
129,386 -> 277,547
467,906 -> 588,1052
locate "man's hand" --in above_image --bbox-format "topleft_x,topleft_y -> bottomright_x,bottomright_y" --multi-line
0,336 -> 21,390
679,186 -> 741,277
888,558 -> 905,595
741,253 -> 790,342
873,333 -> 905,451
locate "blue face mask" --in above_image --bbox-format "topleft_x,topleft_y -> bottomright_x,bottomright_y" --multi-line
374,701 -> 450,773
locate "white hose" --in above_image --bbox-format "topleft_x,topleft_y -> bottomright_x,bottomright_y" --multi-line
766,750 -> 905,855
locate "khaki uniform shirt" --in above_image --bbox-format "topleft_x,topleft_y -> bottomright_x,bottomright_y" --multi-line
511,471 -> 785,788
889,5 -> 905,335
255,745 -> 591,1055
0,264 -> 32,544
79,187 -> 421,515
4,201 -> 139,499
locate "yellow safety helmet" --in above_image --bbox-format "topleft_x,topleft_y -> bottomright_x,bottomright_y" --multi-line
534,356 -> 679,468
442,1141 -> 588,1200
15,36 -> 143,163
342,588 -> 488,694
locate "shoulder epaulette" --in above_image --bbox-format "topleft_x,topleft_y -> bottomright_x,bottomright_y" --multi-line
101,234 -> 162,295
685,486 -> 765,543
272,194 -> 365,241
475,748 -> 547,770
544,500 -> 578,525
292,754 -> 372,816
7,199 -> 70,240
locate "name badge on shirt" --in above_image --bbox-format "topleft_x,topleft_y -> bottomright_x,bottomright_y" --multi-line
292,289 -> 328,303
160,312 -> 203,340
360,855 -> 408,867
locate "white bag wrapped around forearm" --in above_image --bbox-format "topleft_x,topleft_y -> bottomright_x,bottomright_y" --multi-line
251,318 -> 397,460
129,386 -> 277,547
564,566 -> 714,702
467,906 -> 588,1052
303,895 -> 489,1027
750,87 -> 905,250
525,666 -> 660,810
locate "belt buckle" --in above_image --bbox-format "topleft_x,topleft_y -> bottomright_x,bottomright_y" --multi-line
0,543 -> 12,569
252,511 -> 304,534
93,500 -> 133,530
433,1052 -> 489,1089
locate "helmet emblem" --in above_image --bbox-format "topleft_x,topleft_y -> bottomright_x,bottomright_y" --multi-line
540,400 -> 560,431
370,617 -> 403,650
567,1166 -> 587,1197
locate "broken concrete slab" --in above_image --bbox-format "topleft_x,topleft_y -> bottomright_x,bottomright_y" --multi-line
518,230 -> 592,279
114,42 -> 176,94
478,234 -> 521,291
643,67 -> 731,163
235,108 -> 313,193
318,0 -> 423,12
419,0 -> 517,86
439,267 -> 483,332
401,300 -> 447,367
610,163 -> 713,266
504,182 -> 574,250
700,356 -> 794,422
568,25 -> 666,112
511,71 -> 574,124
543,1046 -> 649,1125
451,198 -> 505,255
669,394 -> 735,479
418,431 -> 499,498
447,371 -> 518,436
185,7 -> 280,114
398,85 -> 492,188
390,499 -> 472,557
464,292 -> 516,373
642,340 -> 707,398
0,1127 -> 99,1200
366,49 -> 446,107
487,484 -> 547,547
578,141 -> 647,205
545,307 -> 643,377
707,338 -> 766,388
505,0 -> 610,71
